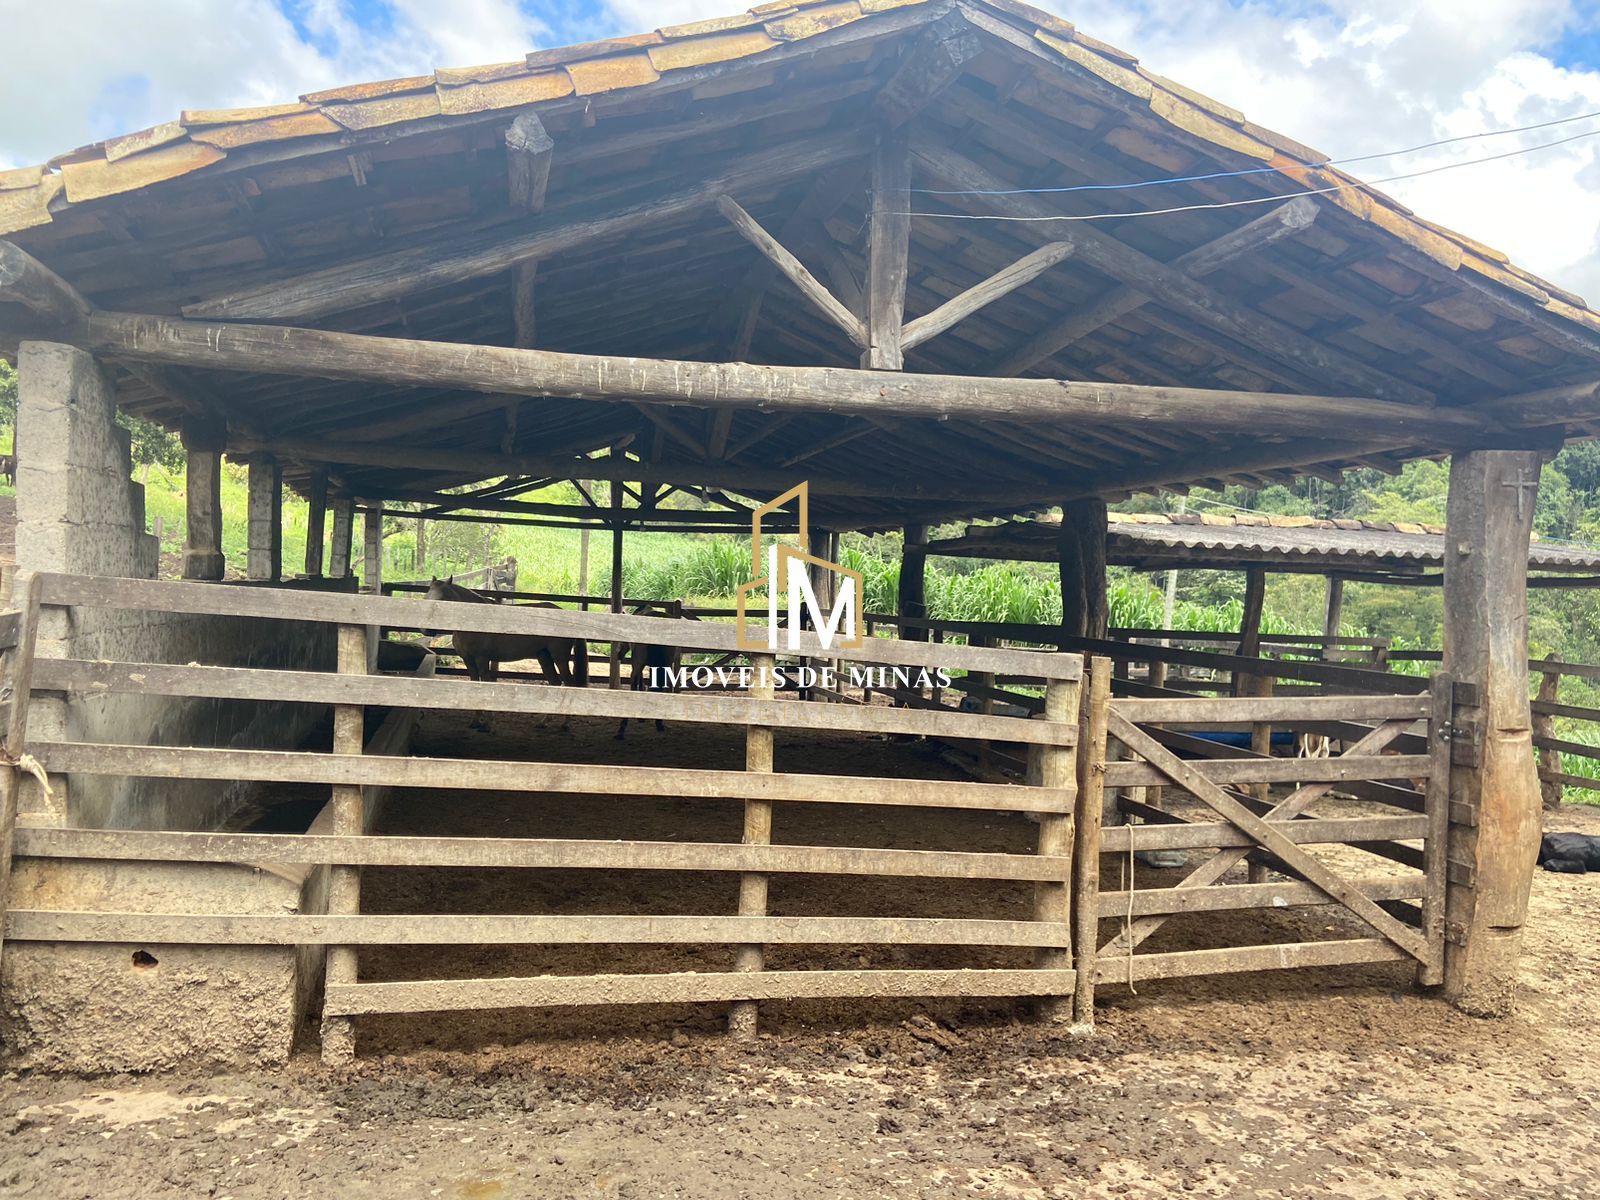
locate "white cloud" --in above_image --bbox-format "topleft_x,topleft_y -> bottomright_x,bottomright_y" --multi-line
0,0 -> 547,168
1,0 -> 1596,303
1037,0 -> 1600,301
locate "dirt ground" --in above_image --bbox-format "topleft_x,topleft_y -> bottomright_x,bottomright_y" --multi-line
3,714 -> 1598,1199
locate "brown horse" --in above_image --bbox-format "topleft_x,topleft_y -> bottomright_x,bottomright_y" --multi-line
425,577 -> 589,687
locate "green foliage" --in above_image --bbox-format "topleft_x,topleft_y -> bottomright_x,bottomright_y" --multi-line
0,359 -> 15,432
120,413 -> 186,473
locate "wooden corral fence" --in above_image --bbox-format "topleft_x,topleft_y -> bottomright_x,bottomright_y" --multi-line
0,573 -> 1086,1062
1392,648 -> 1600,806
847,621 -> 1453,1019
1076,666 -> 1452,1008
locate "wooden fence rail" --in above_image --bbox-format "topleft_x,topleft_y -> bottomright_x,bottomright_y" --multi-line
5,572 -> 1087,1060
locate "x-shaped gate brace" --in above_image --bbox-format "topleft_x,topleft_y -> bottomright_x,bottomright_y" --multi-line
1098,713 -> 1431,964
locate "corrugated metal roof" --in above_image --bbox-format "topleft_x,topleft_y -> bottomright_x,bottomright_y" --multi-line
933,511 -> 1600,573
1,0 -> 1595,338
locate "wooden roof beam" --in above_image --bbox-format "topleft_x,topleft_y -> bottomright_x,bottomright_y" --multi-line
910,137 -> 1437,405
183,128 -> 875,322
987,199 -> 1318,376
50,305 -> 1496,443
717,195 -> 867,349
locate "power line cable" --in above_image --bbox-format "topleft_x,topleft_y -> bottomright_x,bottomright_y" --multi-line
913,107 -> 1600,197
900,125 -> 1600,223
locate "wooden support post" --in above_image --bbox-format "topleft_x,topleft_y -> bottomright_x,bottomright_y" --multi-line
1442,448 -> 1543,1016
304,469 -> 328,577
1033,670 -> 1081,1021
1057,527 -> 1086,640
414,515 -> 427,576
899,524 -> 927,642
1534,657 -> 1563,810
1072,656 -> 1111,1029
1323,574 -> 1346,653
362,508 -> 383,596
1063,498 -> 1108,639
578,527 -> 591,610
328,497 -> 354,579
608,478 -> 625,687
862,126 -> 911,370
246,454 -> 282,582
1233,566 -> 1267,697
319,623 -> 368,1065
180,418 -> 226,581
730,651 -> 776,1039
1247,673 -> 1275,883
0,571 -> 42,980
1420,671 -> 1455,988
506,112 -> 553,351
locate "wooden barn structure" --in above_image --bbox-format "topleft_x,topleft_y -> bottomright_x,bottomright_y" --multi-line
2,0 -> 1599,1066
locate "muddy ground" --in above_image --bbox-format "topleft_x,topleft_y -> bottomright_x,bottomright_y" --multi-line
2,713 -> 1598,1199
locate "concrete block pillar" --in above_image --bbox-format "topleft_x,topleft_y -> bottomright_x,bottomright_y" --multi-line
328,497 -> 355,579
246,454 -> 282,582
181,417 -> 226,581
362,507 -> 383,595
1442,448 -> 1543,1016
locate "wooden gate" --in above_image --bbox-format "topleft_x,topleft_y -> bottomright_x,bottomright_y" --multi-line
0,572 -> 1085,1062
1071,659 -> 1452,1023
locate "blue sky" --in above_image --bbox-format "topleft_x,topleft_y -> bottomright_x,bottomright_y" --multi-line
2,0 -> 1598,300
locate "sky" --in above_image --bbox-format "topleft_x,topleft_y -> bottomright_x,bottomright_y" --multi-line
1,0 -> 1599,301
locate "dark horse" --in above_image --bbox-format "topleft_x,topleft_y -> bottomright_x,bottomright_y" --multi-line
425,577 -> 588,686
615,641 -> 682,739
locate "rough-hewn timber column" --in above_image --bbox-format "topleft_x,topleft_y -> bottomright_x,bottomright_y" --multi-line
1442,448 -> 1543,1016
304,468 -> 328,577
1064,499 -> 1108,639
328,496 -> 354,579
246,454 -> 282,582
1323,574 -> 1345,644
180,417 -> 226,581
1056,500 -> 1107,640
862,127 -> 910,370
899,524 -> 927,642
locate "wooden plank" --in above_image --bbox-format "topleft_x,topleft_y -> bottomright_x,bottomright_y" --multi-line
882,615 -> 1427,694
717,195 -> 867,348
32,742 -> 1075,814
326,967 -> 1080,1016
10,827 -> 1073,881
1102,814 -> 1428,852
1106,713 -> 1431,963
1096,876 -> 1424,918
1101,754 -> 1430,789
1110,694 -> 1431,723
4,911 -> 1071,949
1536,769 -> 1600,790
33,658 -> 1077,747
37,573 -> 1078,679
1531,734 -> 1600,761
1094,938 -> 1408,986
